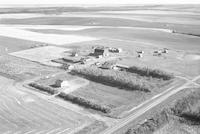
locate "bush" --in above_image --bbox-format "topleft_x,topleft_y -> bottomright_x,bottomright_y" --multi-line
29,82 -> 58,95
127,66 -> 174,80
58,92 -> 111,113
124,88 -> 200,134
72,67 -> 151,92
125,109 -> 170,134
179,112 -> 200,125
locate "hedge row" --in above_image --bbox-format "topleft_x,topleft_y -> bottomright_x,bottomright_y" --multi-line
124,88 -> 200,134
29,82 -> 58,95
127,66 -> 174,80
58,92 -> 111,113
126,110 -> 171,134
72,67 -> 151,92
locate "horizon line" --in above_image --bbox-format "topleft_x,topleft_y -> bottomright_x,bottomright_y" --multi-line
0,3 -> 199,8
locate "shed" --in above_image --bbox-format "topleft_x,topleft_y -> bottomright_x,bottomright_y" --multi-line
138,53 -> 143,58
116,64 -> 129,71
153,50 -> 162,56
54,80 -> 70,88
163,48 -> 168,53
71,52 -> 78,57
137,50 -> 144,54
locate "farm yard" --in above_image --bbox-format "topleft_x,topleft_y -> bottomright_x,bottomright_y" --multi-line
0,4 -> 200,134
59,38 -> 200,78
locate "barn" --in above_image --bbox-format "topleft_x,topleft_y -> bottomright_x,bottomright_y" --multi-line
93,47 -> 109,57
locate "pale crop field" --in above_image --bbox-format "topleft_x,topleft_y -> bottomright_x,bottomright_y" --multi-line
0,24 -> 94,31
0,26 -> 98,45
98,10 -> 200,15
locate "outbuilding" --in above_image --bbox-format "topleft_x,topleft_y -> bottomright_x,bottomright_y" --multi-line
163,48 -> 169,53
138,53 -> 143,58
100,61 -> 116,69
71,52 -> 78,57
94,47 -> 109,57
54,80 -> 70,88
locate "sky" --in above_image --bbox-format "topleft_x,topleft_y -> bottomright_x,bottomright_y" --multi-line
0,0 -> 199,6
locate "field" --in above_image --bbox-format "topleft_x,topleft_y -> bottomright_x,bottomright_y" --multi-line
0,55 -> 61,81
25,26 -> 200,51
10,46 -> 71,66
0,4 -> 200,134
0,26 -> 97,45
0,35 -> 48,55
0,76 -> 95,134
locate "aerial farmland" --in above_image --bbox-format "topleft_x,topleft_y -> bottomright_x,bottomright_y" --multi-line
0,4 -> 200,134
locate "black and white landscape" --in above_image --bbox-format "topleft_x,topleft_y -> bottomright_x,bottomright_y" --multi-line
0,4 -> 200,134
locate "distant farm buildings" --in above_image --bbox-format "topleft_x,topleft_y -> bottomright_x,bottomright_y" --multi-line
92,46 -> 122,57
163,48 -> 168,53
153,50 -> 162,56
153,48 -> 169,56
137,50 -> 144,58
109,47 -> 122,53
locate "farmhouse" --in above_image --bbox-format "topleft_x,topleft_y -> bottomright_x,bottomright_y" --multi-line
54,79 -> 70,88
